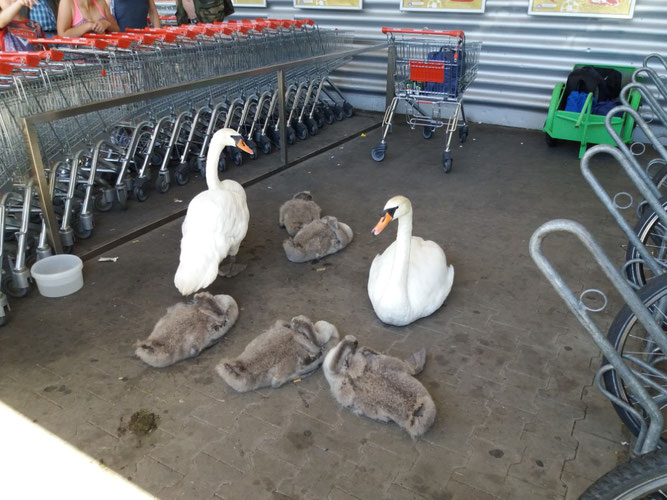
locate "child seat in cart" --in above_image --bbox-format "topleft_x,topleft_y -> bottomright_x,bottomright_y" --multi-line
372,27 -> 481,173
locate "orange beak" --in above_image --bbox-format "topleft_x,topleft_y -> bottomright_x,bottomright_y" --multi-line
236,137 -> 254,155
372,213 -> 392,235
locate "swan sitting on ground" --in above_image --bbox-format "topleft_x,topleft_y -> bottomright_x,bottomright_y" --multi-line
367,195 -> 454,326
174,128 -> 253,296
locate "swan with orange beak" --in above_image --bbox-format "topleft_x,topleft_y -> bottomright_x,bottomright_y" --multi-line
367,195 -> 454,326
174,128 -> 254,296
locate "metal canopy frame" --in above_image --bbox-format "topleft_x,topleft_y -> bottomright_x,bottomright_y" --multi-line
20,41 -> 388,254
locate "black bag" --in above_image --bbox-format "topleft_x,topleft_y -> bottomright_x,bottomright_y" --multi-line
560,66 -> 622,110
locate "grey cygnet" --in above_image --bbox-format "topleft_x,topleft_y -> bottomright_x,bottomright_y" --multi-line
279,191 -> 322,236
283,216 -> 354,263
216,315 -> 339,392
135,293 -> 239,368
323,335 -> 436,438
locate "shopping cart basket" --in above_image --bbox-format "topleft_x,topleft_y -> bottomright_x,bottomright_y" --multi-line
372,28 -> 481,173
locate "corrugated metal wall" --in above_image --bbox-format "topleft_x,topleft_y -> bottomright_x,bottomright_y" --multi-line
168,0 -> 667,130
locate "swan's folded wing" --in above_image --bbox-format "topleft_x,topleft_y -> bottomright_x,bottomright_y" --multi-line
174,192 -> 247,295
407,237 -> 452,314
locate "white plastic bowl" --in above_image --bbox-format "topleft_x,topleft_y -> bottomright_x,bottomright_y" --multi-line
30,254 -> 84,298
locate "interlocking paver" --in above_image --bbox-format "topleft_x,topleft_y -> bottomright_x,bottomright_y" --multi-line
158,452 -> 232,500
149,418 -> 225,474
473,403 -> 536,449
132,456 -> 184,493
393,441 -> 467,498
562,429 -> 628,483
214,449 -> 297,499
443,479 -> 500,500
202,412 -> 278,472
508,450 -> 568,495
275,446 -> 357,499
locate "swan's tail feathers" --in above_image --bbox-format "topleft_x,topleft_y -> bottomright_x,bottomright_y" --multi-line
443,264 -> 455,302
408,348 -> 427,375
216,359 -> 252,392
406,393 -> 437,439
174,251 -> 220,296
135,340 -> 171,368
283,238 -> 306,263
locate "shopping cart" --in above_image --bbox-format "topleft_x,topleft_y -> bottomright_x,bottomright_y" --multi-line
372,27 -> 481,173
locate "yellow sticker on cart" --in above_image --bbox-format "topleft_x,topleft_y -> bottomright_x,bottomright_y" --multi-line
294,0 -> 362,9
400,0 -> 485,13
528,0 -> 636,18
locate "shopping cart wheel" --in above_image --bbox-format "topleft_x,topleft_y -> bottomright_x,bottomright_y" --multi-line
306,118 -> 318,136
134,177 -> 150,202
459,125 -> 469,143
442,151 -> 453,174
295,122 -> 308,141
73,218 -> 92,240
1,276 -> 29,299
371,143 -> 387,162
155,176 -> 170,194
261,139 -> 272,155
230,149 -> 243,167
545,133 -> 558,147
323,107 -> 335,125
245,139 -> 258,160
174,163 -> 190,186
314,110 -> 325,129
333,104 -> 344,121
422,127 -> 435,140
94,193 -> 113,212
116,189 -> 128,211
343,102 -> 354,119
286,126 -> 296,145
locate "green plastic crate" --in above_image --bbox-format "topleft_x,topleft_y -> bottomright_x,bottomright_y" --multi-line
543,64 -> 642,158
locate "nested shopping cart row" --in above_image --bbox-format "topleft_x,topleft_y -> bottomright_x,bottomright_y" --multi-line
530,54 -> 667,498
0,19 -> 357,324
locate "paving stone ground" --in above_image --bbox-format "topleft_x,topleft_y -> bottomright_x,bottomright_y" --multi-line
2,118 -> 643,499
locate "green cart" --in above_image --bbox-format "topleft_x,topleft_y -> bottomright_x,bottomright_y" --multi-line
543,64 -> 642,158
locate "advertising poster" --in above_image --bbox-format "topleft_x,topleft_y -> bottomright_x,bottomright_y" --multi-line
233,0 -> 267,7
528,0 -> 636,18
400,0 -> 485,13
294,0 -> 362,9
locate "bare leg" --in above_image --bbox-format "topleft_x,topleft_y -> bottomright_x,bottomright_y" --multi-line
218,255 -> 247,278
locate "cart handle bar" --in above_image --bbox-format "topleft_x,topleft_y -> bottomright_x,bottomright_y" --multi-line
382,27 -> 464,39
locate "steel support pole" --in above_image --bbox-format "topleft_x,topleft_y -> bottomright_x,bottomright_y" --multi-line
386,43 -> 396,110
277,69 -> 288,168
21,118 -> 63,254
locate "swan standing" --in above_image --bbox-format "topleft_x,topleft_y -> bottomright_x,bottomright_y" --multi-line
367,196 -> 454,326
174,128 -> 253,296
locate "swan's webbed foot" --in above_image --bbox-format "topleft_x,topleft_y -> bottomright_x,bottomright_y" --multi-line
218,256 -> 246,278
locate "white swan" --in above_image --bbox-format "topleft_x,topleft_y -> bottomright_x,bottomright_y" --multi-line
367,196 -> 454,326
174,128 -> 253,296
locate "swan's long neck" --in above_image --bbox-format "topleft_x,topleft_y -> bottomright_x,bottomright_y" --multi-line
206,133 -> 227,190
392,210 -> 412,291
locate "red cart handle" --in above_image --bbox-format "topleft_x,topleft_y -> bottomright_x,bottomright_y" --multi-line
30,37 -> 109,49
381,27 -> 464,39
0,53 -> 42,66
